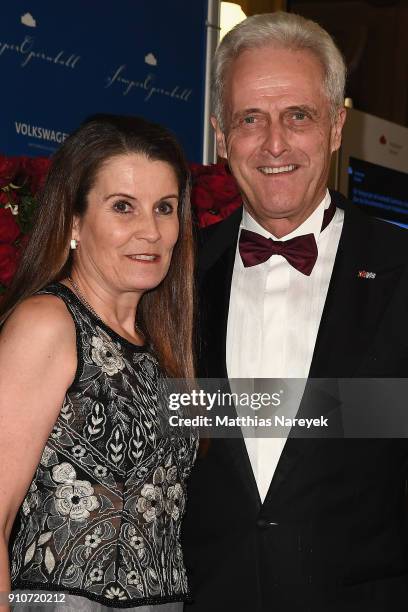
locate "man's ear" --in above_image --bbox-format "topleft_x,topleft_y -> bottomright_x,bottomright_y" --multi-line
330,107 -> 347,153
211,116 -> 228,159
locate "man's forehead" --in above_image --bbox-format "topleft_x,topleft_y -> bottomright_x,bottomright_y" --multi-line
225,46 -> 327,110
229,45 -> 324,81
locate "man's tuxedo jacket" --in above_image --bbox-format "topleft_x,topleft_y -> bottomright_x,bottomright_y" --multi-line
182,191 -> 408,612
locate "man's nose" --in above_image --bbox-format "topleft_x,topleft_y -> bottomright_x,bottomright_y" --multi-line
261,121 -> 291,158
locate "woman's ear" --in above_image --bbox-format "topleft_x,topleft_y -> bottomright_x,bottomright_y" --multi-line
70,215 -> 81,250
71,215 -> 80,242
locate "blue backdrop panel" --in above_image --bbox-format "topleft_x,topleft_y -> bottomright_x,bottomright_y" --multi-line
0,0 -> 208,161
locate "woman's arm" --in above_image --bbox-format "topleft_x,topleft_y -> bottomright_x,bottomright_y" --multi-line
0,295 -> 77,606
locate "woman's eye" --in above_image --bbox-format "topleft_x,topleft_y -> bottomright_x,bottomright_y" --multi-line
156,201 -> 175,215
113,200 -> 132,214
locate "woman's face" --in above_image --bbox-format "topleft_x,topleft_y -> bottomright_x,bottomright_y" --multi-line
72,153 -> 180,297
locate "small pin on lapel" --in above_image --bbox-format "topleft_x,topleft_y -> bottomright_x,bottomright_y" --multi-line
358,270 -> 376,279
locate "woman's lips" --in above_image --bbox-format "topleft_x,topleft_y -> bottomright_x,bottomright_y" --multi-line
125,254 -> 161,263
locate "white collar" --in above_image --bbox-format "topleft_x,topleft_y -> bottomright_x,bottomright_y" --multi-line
242,190 -> 332,243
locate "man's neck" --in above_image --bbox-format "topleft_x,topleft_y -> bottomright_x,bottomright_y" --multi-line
243,191 -> 330,240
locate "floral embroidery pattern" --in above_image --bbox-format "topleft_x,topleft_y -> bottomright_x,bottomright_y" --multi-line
21,482 -> 39,517
54,475 -> 99,521
166,483 -> 185,521
136,483 -> 164,523
90,329 -> 125,375
10,284 -> 198,607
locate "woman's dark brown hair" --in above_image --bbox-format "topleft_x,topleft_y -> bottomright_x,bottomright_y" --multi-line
0,114 -> 194,379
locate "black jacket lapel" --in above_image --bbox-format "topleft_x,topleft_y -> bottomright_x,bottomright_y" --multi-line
197,208 -> 242,379
310,191 -> 408,378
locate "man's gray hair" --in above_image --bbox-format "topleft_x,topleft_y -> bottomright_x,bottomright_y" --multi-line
212,11 -> 346,131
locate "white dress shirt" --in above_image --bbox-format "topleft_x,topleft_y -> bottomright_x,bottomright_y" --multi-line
226,191 -> 344,502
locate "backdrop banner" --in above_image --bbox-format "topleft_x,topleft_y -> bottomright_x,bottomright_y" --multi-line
1,0 -> 208,161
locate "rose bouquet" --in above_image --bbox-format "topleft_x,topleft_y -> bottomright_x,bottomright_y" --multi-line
190,162 -> 241,227
0,155 -> 52,292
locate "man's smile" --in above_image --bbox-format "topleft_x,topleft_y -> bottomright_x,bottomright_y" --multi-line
257,164 -> 298,175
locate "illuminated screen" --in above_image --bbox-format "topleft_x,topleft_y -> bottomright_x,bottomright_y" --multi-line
348,156 -> 408,228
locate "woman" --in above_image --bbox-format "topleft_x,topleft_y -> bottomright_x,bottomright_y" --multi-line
0,115 -> 197,611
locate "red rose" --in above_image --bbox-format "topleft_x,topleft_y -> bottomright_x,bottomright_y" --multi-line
0,243 -> 20,286
190,162 -> 215,177
0,191 -> 10,206
20,156 -> 52,193
0,207 -> 21,243
191,184 -> 215,210
0,155 -> 21,188
190,162 -> 229,178
198,201 -> 244,228
197,173 -> 240,206
197,211 -> 224,227
190,163 -> 241,227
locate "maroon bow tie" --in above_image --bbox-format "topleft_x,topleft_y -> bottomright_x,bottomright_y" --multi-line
239,201 -> 336,276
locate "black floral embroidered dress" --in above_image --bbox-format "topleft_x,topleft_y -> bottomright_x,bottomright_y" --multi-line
10,283 -> 198,608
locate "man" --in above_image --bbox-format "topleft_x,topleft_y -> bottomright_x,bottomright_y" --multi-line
182,11 -> 408,612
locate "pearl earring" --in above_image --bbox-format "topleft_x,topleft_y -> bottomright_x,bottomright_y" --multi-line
70,239 -> 78,250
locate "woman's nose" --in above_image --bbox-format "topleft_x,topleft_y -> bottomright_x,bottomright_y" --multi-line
132,211 -> 161,243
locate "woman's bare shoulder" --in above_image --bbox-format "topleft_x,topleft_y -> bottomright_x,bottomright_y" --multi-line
0,293 -> 76,353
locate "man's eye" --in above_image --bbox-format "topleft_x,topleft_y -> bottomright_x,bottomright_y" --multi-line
156,201 -> 175,215
292,112 -> 307,121
243,116 -> 256,124
113,200 -> 132,214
